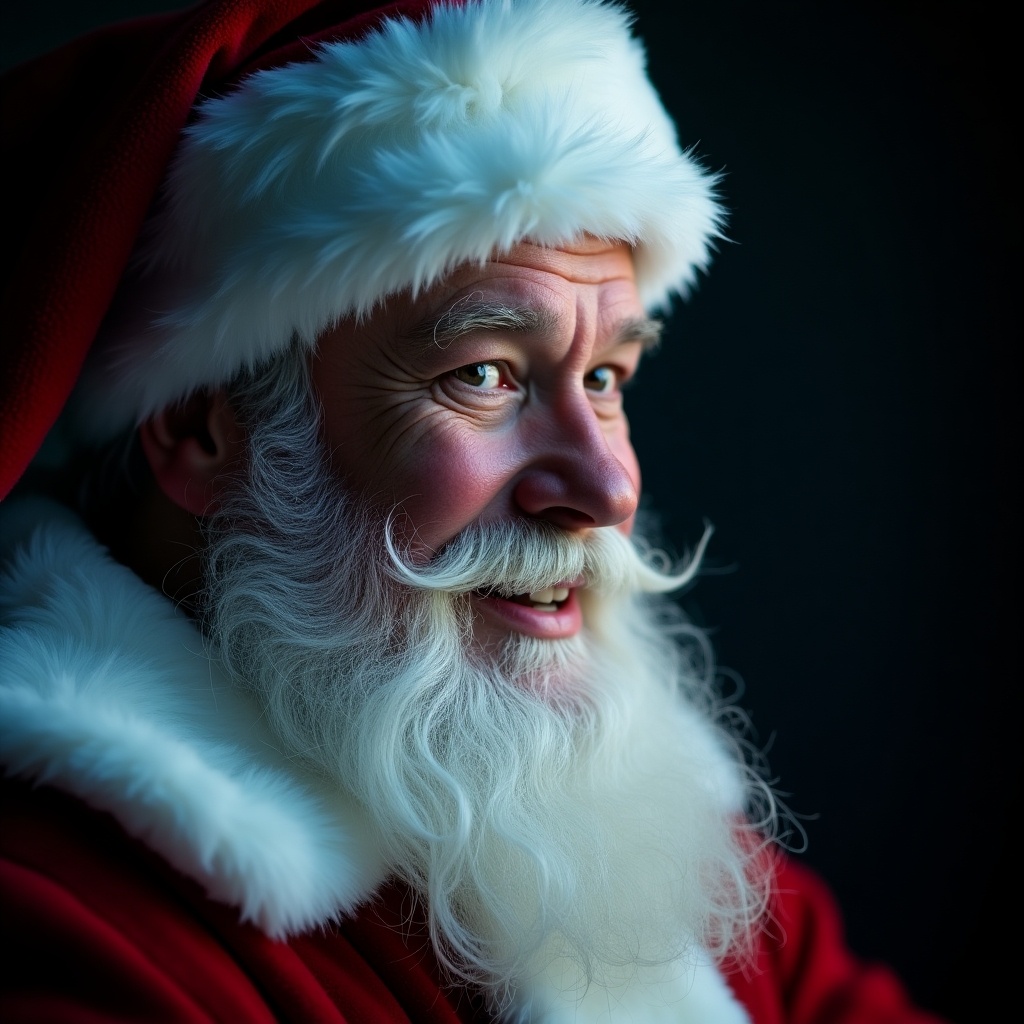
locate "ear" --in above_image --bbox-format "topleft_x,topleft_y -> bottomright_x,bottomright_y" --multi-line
138,390 -> 243,516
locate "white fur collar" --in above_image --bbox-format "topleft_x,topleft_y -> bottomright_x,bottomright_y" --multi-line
0,496 -> 389,938
0,497 -> 750,1022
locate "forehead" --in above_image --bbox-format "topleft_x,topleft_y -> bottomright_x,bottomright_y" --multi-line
446,236 -> 637,287
383,238 -> 643,332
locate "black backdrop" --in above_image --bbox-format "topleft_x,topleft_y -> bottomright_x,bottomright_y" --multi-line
3,3 -> 1018,1021
628,5 -> 1019,1020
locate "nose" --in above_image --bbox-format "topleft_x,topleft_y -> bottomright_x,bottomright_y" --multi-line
511,408 -> 639,531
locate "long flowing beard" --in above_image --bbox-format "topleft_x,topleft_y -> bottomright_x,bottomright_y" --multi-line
202,351 -> 776,1009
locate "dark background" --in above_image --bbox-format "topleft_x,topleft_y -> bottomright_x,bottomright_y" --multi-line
2,2 -> 1018,1021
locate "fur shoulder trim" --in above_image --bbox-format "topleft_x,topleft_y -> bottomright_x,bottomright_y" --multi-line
0,498 -> 388,938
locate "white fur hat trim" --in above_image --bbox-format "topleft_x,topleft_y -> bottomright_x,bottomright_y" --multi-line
73,0 -> 724,441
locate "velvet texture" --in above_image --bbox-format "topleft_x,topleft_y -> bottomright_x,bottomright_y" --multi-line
0,0 -> 436,499
1,778 -> 947,1023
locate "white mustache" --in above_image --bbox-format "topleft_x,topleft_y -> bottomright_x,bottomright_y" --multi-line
383,518 -> 713,599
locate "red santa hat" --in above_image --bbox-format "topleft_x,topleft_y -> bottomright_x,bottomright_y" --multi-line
0,0 -> 723,500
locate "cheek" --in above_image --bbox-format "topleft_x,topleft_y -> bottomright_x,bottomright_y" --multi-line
361,429 -> 517,553
314,384 -> 508,550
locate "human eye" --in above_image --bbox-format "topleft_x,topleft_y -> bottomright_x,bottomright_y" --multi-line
583,365 -> 619,394
452,362 -> 506,389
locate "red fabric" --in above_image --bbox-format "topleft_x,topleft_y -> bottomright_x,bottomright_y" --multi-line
0,776 -> 946,1023
0,777 -> 487,1022
0,0 -> 439,502
725,856 -> 949,1024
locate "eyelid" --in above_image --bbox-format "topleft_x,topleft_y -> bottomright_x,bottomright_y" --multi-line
598,337 -> 645,369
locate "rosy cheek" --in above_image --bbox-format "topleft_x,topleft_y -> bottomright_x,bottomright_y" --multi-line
385,441 -> 511,553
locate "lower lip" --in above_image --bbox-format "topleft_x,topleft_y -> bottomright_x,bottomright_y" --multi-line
471,588 -> 583,639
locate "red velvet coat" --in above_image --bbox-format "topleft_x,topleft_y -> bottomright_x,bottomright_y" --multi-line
1,777 -> 945,1024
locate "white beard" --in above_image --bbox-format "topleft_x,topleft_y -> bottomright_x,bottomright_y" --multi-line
202,352 -> 775,1013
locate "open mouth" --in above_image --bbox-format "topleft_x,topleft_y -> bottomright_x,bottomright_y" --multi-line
470,582 -> 582,640
508,586 -> 571,612
475,586 -> 572,612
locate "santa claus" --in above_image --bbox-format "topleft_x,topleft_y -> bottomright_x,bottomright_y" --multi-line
0,1 -> 947,1021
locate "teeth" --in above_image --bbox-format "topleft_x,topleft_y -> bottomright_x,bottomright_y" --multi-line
527,587 -> 570,606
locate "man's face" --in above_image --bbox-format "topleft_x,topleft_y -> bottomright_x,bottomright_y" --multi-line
310,237 -> 655,650
203,240 -> 760,987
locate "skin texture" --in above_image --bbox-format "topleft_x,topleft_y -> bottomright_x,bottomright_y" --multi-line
309,237 -> 652,645
140,237 -> 656,646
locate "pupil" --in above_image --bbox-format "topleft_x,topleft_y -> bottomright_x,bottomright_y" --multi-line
458,363 -> 491,387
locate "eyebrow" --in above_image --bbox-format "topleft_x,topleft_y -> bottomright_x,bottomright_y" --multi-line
405,297 -> 663,354
615,316 -> 663,352
404,297 -> 554,351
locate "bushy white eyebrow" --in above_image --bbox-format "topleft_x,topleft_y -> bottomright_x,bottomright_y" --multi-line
406,297 -> 552,351
407,297 -> 661,355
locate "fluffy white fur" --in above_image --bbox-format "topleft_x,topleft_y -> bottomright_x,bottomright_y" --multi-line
70,0 -> 724,442
0,496 -> 388,938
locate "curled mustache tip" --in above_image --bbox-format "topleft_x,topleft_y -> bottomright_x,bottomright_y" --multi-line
382,518 -> 712,599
